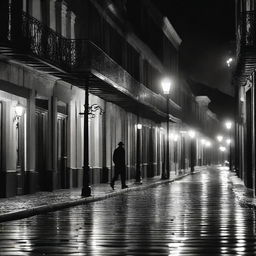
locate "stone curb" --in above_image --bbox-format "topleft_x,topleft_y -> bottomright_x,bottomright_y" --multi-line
228,172 -> 256,209
0,171 -> 201,223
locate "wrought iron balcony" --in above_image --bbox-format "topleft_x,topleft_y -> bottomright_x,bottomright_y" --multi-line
0,5 -> 220,135
3,9 -> 181,121
20,12 -> 79,71
236,11 -> 256,55
235,11 -> 256,87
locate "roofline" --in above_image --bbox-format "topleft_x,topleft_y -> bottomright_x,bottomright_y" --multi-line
162,17 -> 182,49
142,0 -> 182,49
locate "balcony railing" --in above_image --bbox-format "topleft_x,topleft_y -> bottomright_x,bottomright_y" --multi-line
237,11 -> 256,55
4,9 -> 181,120
4,7 -> 218,131
20,12 -> 81,71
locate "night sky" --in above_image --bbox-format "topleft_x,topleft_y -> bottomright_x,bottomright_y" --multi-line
152,0 -> 235,96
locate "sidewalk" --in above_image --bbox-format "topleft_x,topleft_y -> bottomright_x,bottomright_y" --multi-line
229,169 -> 256,208
0,167 -> 204,223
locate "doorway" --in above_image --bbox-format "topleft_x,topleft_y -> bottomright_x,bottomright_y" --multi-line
35,106 -> 48,191
57,113 -> 67,189
16,111 -> 25,195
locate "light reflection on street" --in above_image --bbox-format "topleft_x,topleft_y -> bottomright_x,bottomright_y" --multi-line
0,167 -> 256,255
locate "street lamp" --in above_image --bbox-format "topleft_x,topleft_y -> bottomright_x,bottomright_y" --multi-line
219,146 -> 226,166
81,86 -> 91,197
216,135 -> 223,142
137,123 -> 142,130
188,130 -> 196,139
216,134 -> 224,165
225,121 -> 233,170
180,130 -> 187,174
169,132 -> 178,141
14,102 -> 25,170
219,146 -> 226,152
161,77 -> 172,179
226,57 -> 233,67
136,123 -> 142,184
226,138 -> 231,145
188,129 -> 196,173
205,141 -> 211,147
15,102 -> 25,118
225,121 -> 232,130
161,78 -> 172,95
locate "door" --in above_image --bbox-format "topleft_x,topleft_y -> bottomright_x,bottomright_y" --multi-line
57,114 -> 67,189
180,136 -> 185,172
35,108 -> 48,190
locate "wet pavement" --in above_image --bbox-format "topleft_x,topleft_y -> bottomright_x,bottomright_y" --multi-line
229,172 -> 256,209
1,166 -> 256,255
0,170 -> 194,222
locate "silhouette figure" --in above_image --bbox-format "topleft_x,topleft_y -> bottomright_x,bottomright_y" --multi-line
110,142 -> 128,190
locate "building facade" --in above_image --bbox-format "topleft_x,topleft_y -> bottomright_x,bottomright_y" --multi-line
234,0 -> 256,194
0,0 -> 221,197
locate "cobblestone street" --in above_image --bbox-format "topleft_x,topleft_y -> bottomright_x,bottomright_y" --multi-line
1,167 -> 255,255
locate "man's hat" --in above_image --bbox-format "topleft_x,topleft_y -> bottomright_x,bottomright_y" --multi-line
118,141 -> 124,146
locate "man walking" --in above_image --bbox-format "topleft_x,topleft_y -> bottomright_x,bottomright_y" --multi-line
110,142 -> 128,190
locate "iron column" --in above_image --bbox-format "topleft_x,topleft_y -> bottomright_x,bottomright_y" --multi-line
81,85 -> 91,197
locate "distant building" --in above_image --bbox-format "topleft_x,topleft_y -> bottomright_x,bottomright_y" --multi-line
233,0 -> 256,193
0,0 -> 220,197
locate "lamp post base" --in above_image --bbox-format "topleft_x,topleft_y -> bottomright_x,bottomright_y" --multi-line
81,186 -> 91,197
161,174 -> 168,180
135,176 -> 142,185
135,181 -> 143,185
135,167 -> 142,184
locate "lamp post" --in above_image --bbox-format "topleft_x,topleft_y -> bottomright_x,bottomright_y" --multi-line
14,102 -> 25,171
160,127 -> 166,179
81,86 -> 91,197
188,130 -> 196,173
136,123 -> 142,184
161,78 -> 172,179
216,135 -> 223,165
173,134 -> 179,174
225,121 -> 232,171
219,146 -> 226,166
201,139 -> 206,166
180,130 -> 187,172
205,141 -> 212,165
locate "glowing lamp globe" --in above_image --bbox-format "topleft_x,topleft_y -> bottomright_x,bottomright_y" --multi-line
219,146 -> 226,152
217,135 -> 223,142
225,121 -> 232,130
15,103 -> 25,117
188,130 -> 196,139
161,78 -> 172,95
